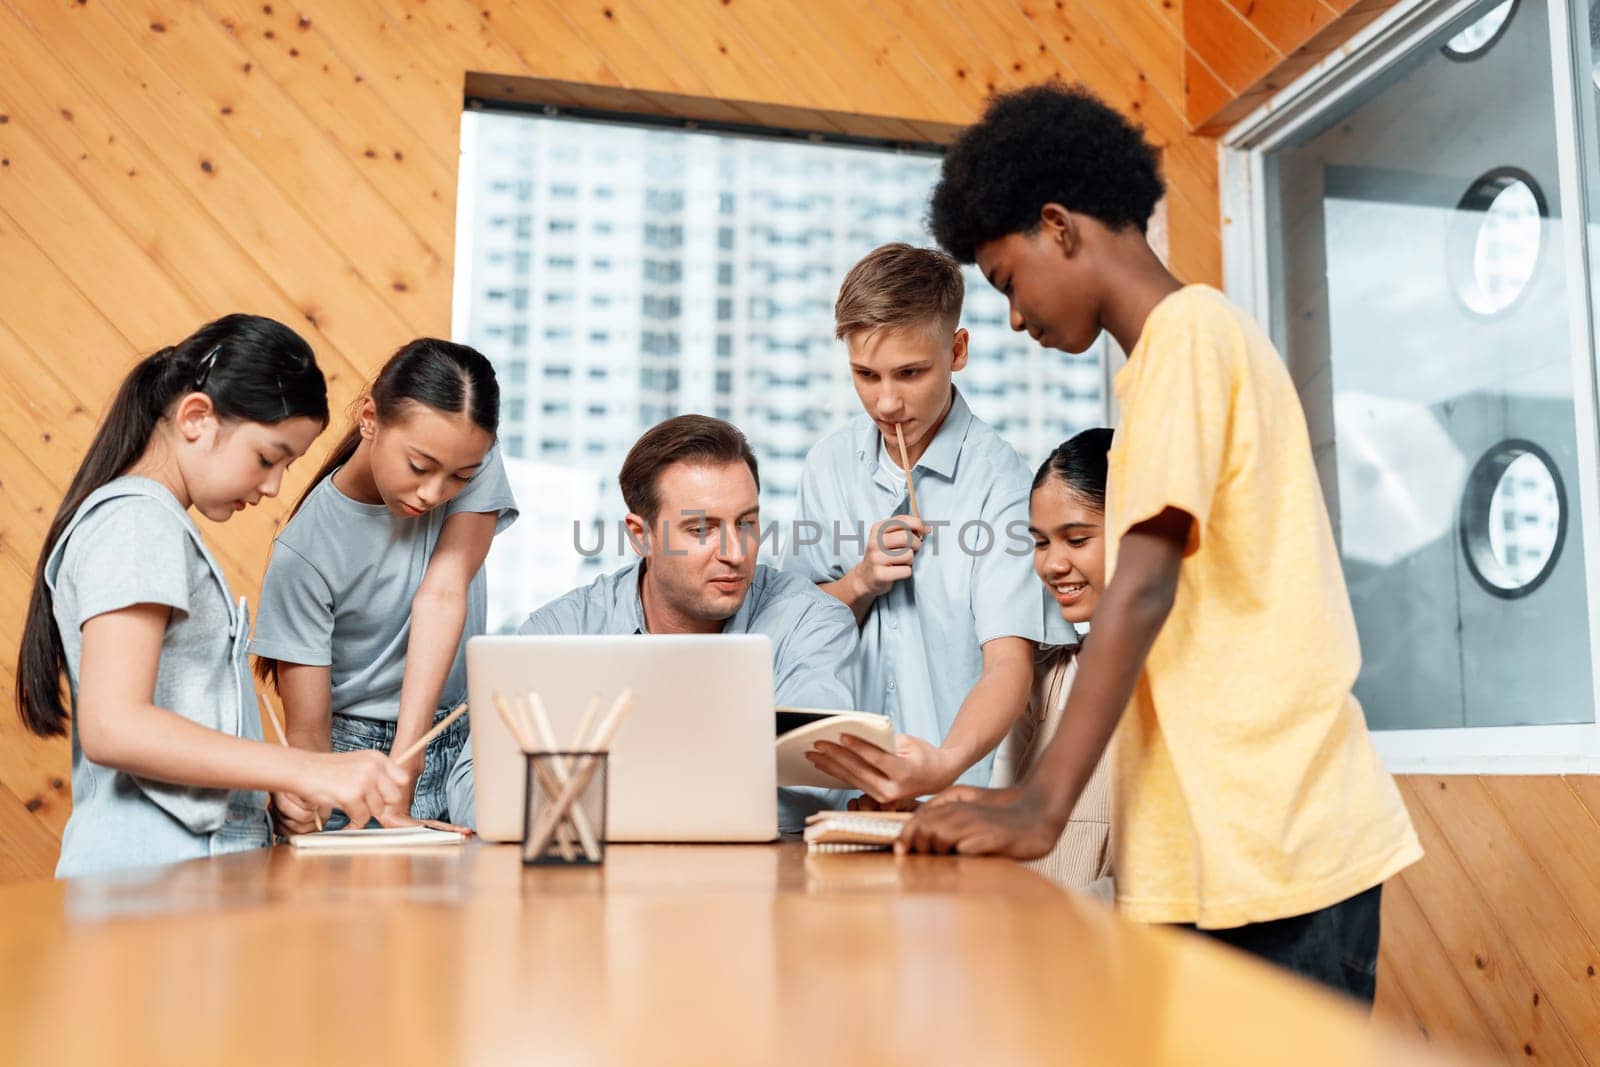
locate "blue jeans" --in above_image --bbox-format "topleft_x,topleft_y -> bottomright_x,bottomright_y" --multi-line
1185,883 -> 1384,1003
324,707 -> 471,829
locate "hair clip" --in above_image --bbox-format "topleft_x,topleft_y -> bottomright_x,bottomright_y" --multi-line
194,343 -> 223,391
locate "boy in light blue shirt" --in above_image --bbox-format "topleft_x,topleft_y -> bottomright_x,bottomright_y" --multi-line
785,243 -> 1066,807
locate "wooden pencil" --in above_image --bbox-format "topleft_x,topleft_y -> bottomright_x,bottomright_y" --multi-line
258,691 -> 323,832
524,690 -> 635,860
493,693 -> 576,860
392,701 -> 469,766
893,422 -> 922,522
526,692 -> 602,861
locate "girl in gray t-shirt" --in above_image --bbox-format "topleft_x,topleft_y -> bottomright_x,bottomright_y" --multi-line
253,339 -> 518,832
14,315 -> 409,878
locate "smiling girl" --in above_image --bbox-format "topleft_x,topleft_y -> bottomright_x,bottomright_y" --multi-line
989,428 -> 1115,893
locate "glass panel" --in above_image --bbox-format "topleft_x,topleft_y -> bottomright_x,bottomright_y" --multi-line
456,112 -> 1108,630
1265,0 -> 1595,729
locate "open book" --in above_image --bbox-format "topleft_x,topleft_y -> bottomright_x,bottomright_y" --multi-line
776,707 -> 895,789
289,826 -> 465,851
803,810 -> 912,853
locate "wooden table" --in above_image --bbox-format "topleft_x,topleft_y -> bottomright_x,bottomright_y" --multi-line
0,842 -> 1452,1065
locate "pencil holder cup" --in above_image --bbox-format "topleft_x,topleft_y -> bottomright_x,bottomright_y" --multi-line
522,752 -> 608,866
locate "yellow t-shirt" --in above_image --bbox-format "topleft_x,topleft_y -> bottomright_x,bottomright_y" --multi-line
1106,284 -> 1422,928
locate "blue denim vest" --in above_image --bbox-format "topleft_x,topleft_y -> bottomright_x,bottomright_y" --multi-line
46,479 -> 270,878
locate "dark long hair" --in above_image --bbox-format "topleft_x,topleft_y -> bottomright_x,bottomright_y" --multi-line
17,314 -> 328,738
256,338 -> 499,686
1033,427 -> 1113,509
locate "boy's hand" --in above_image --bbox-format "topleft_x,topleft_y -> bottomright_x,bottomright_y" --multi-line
805,731 -> 959,806
895,788 -> 1063,859
922,784 -> 1025,809
853,515 -> 928,598
847,794 -> 921,812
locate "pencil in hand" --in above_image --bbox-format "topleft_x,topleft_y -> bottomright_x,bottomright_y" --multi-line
258,691 -> 323,832
893,422 -> 922,522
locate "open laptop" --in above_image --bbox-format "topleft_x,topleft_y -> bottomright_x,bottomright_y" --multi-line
466,634 -> 778,843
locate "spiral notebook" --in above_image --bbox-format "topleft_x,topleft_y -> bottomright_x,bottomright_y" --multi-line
802,810 -> 912,853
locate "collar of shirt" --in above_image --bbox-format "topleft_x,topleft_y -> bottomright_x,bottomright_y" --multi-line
610,557 -> 765,636
852,387 -> 975,495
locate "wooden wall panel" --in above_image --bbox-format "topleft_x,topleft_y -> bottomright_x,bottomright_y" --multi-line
1184,0 -> 1410,134
0,0 -> 1223,879
1375,777 -> 1600,1062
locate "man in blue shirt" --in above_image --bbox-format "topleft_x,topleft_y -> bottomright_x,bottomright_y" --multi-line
448,416 -> 859,831
785,244 -> 1067,807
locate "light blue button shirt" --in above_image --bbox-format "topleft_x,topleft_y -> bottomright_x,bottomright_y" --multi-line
783,387 -> 1069,788
446,558 -> 861,831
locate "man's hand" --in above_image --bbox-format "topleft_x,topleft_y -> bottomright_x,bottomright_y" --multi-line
806,731 -> 961,806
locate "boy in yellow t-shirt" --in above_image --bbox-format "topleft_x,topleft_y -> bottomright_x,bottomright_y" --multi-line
900,83 -> 1422,1004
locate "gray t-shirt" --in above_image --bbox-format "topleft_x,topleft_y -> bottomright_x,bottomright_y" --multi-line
251,447 -> 518,721
47,476 -> 267,878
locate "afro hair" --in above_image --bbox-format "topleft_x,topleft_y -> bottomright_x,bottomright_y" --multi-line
929,82 -> 1165,263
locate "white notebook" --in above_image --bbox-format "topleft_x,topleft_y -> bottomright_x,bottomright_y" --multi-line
802,810 -> 912,853
776,707 -> 895,789
289,826 -> 465,851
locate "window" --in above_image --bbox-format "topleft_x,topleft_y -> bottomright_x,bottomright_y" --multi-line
1227,0 -> 1600,762
457,107 -> 1106,629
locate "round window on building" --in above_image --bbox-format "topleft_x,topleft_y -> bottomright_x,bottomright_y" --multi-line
1442,0 -> 1517,60
1460,440 -> 1566,598
1446,168 -> 1546,318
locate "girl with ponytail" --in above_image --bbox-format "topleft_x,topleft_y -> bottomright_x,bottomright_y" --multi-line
252,338 -> 516,832
17,314 -> 409,877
